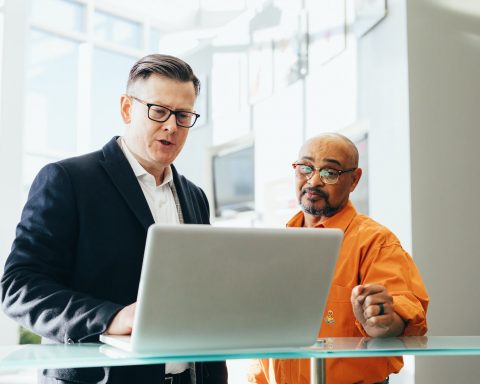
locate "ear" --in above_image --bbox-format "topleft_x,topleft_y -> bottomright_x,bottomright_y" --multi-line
120,94 -> 132,124
349,168 -> 363,192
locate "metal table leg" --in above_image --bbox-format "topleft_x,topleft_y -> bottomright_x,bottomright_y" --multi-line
310,357 -> 326,384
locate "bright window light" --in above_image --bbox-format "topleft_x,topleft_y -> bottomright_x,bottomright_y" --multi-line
200,0 -> 246,12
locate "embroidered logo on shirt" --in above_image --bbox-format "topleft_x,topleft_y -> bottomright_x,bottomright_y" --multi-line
324,310 -> 335,324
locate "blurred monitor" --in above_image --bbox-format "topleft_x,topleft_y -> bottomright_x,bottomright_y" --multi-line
212,145 -> 255,217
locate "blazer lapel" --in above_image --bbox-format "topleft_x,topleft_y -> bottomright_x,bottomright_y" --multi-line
100,137 -> 154,230
171,165 -> 196,224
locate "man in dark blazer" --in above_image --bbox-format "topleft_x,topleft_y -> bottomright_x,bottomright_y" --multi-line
1,54 -> 227,384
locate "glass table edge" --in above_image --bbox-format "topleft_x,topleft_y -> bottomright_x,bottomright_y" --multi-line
2,336 -> 480,370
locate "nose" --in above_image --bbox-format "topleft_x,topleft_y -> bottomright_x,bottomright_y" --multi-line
162,113 -> 178,133
307,169 -> 325,187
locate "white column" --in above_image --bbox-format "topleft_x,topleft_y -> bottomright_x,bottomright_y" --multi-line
408,0 -> 480,382
0,0 -> 29,345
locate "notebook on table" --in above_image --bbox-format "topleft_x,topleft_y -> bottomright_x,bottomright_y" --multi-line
100,224 -> 342,355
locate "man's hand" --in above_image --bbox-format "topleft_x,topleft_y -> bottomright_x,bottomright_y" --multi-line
106,302 -> 136,335
351,284 -> 405,338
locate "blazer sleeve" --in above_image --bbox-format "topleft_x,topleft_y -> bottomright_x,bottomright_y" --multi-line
1,163 -> 123,344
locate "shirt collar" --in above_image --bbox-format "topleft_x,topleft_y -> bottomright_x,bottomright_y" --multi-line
286,200 -> 357,233
119,137 -> 173,187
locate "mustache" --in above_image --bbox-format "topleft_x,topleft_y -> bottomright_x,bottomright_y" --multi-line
301,187 -> 329,199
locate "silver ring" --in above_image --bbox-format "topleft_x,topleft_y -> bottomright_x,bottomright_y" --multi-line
378,302 -> 385,316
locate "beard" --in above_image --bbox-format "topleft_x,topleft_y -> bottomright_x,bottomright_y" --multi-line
299,187 -> 342,217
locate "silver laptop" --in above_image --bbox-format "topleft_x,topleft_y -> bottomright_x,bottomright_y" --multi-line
100,224 -> 342,355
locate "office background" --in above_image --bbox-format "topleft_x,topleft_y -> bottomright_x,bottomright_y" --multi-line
0,0 -> 479,382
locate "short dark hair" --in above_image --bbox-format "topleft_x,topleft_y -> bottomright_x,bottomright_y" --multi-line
126,54 -> 200,96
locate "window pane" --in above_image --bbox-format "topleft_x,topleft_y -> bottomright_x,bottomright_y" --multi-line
149,27 -> 161,53
26,30 -> 79,154
30,0 -> 86,33
94,10 -> 142,49
91,48 -> 136,149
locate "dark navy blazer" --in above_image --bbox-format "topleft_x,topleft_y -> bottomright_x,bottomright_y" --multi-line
1,137 -> 227,384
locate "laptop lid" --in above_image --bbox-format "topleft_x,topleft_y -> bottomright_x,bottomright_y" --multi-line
103,224 -> 342,354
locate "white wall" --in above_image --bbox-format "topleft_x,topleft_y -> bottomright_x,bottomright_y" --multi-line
407,0 -> 480,382
357,0 -> 412,250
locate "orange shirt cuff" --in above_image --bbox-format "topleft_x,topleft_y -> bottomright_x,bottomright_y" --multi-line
392,295 -> 428,336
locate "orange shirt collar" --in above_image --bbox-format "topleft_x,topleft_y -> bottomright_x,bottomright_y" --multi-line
286,200 -> 357,232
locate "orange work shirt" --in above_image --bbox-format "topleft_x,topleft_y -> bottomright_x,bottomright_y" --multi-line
254,201 -> 429,384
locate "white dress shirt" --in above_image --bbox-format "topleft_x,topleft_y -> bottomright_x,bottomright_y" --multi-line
120,138 -> 188,375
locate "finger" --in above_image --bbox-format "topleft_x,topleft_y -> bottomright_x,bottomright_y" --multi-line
363,302 -> 389,319
365,315 -> 390,330
357,285 -> 389,306
351,285 -> 364,299
363,293 -> 391,308
377,302 -> 385,316
351,287 -> 369,323
352,299 -> 366,319
360,284 -> 386,296
351,285 -> 367,305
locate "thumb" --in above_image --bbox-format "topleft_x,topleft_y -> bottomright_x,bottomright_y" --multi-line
352,285 -> 364,300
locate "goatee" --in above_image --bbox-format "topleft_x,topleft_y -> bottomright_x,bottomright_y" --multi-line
301,202 -> 341,217
300,187 -> 341,217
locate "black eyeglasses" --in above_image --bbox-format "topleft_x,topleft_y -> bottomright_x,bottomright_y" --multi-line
292,162 -> 356,185
130,96 -> 200,128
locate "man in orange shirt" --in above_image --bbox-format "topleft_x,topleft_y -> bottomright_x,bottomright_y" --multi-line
253,133 -> 429,384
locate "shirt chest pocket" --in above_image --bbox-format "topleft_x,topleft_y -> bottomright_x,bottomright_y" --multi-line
319,284 -> 357,337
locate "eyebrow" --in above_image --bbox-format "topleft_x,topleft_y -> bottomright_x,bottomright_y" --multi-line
151,102 -> 194,112
301,156 -> 343,167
